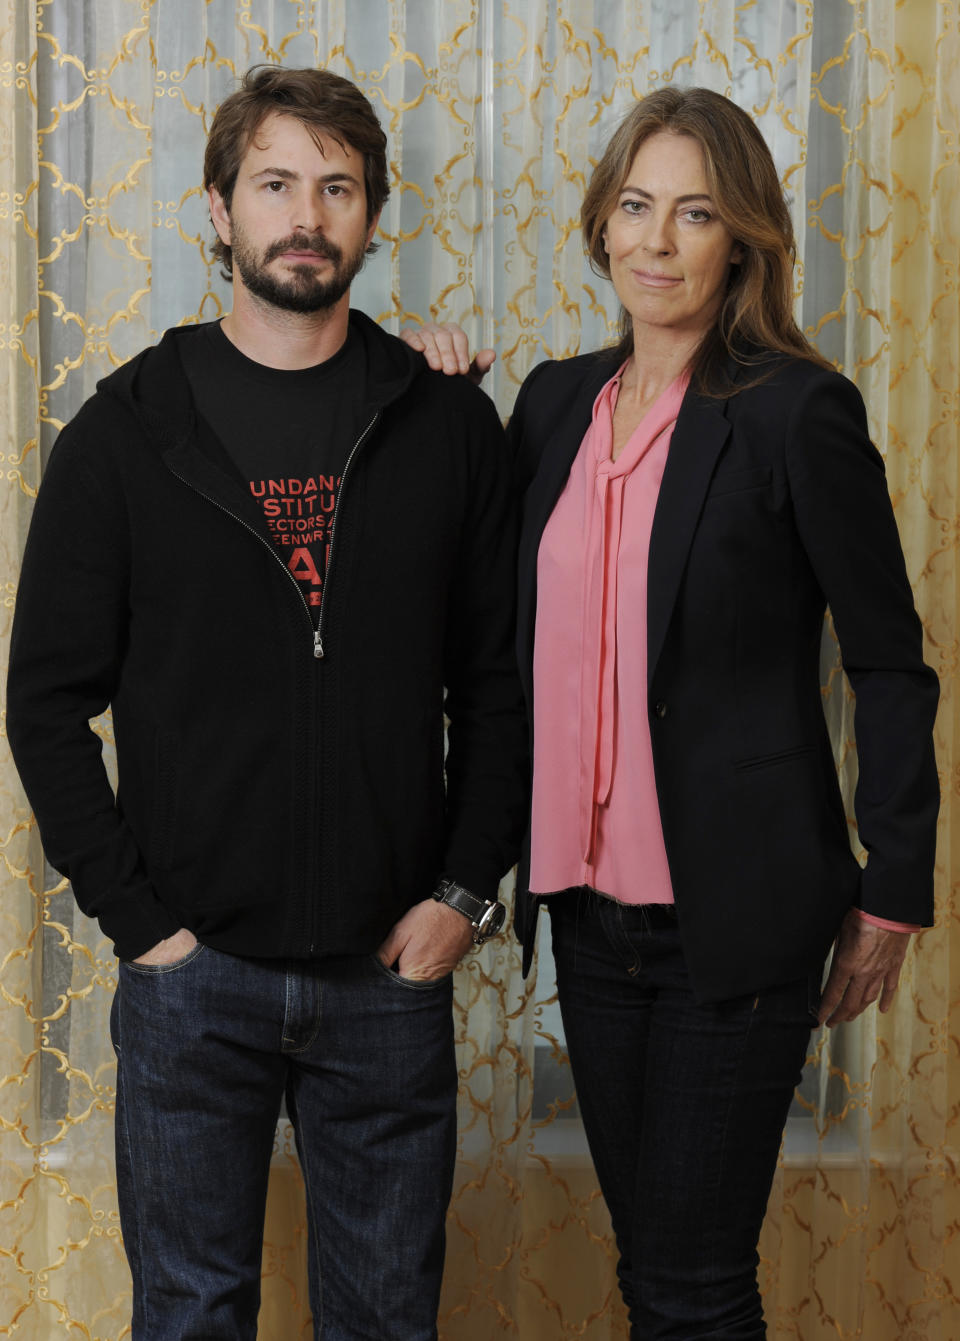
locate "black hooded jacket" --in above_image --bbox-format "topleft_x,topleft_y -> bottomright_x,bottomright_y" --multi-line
7,312 -> 528,962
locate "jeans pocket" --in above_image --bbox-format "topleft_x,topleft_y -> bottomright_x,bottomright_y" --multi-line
369,954 -> 453,991
121,942 -> 207,976
748,971 -> 822,1029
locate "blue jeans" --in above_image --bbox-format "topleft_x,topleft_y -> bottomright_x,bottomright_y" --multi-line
549,889 -> 819,1340
110,944 -> 457,1340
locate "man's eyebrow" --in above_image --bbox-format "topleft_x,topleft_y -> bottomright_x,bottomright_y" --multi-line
249,166 -> 362,186
250,167 -> 298,181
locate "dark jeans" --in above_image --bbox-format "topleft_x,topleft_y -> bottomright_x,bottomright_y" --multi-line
110,944 -> 457,1340
549,889 -> 819,1340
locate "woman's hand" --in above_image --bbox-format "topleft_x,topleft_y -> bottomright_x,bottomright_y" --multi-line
817,909 -> 911,1027
399,322 -> 495,384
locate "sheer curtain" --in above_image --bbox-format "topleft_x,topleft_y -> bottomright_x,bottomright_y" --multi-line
1,2 -> 957,1337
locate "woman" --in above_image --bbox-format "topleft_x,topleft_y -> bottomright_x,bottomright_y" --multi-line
405,87 -> 939,1338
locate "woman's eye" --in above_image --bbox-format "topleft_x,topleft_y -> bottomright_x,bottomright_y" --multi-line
685,208 -> 711,223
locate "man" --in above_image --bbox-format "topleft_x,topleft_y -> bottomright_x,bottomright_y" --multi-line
6,66 -> 526,1340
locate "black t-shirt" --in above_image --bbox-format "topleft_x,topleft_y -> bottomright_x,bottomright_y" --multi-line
181,322 -> 365,624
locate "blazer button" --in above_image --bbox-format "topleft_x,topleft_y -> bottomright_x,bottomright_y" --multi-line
654,701 -> 668,719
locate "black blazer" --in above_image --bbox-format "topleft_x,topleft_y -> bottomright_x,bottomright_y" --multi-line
509,349 -> 940,1001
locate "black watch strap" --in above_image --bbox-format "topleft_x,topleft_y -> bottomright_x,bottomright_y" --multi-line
432,877 -> 505,944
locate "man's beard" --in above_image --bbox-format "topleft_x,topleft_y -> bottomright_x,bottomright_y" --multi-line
230,223 -> 367,314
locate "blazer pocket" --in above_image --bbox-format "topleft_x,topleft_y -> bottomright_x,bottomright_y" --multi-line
734,744 -> 814,772
705,465 -> 773,499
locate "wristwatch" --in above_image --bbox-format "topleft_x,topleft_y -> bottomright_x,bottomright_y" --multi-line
432,877 -> 506,945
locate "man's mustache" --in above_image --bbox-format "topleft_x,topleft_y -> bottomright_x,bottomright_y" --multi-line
263,234 -> 343,265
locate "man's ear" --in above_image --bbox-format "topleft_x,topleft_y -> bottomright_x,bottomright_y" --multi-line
209,186 -> 232,247
365,209 -> 383,251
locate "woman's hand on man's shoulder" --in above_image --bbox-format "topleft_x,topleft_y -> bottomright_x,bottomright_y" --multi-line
399,322 -> 495,385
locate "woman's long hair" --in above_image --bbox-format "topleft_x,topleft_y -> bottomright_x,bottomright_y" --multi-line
580,87 -> 831,393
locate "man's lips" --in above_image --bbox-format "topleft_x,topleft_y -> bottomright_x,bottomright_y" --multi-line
264,236 -> 341,265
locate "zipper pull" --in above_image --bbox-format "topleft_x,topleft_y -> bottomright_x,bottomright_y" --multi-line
314,630 -> 324,659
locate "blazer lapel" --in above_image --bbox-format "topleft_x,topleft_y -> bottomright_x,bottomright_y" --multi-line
516,360 -> 615,689
520,373 -> 606,557
646,390 -> 731,686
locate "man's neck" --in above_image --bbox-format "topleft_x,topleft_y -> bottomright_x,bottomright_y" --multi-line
220,284 -> 351,370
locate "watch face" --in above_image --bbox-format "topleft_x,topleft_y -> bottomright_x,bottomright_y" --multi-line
478,901 -> 506,941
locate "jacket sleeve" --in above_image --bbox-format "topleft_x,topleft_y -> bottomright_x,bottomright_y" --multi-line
6,418 -> 182,959
440,384 -> 529,901
784,368 -> 940,925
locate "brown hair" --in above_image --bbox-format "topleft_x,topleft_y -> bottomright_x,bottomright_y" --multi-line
580,86 -> 830,392
204,65 -> 389,275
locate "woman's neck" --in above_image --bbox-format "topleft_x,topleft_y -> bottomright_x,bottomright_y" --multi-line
621,322 -> 703,407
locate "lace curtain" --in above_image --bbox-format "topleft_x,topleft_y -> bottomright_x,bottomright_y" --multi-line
1,1 -> 957,1336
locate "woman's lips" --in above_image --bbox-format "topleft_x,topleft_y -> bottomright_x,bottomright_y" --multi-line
634,270 -> 681,288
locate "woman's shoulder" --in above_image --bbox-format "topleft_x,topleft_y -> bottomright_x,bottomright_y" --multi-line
754,351 -> 846,384
515,346 -> 620,413
725,350 -> 861,416
508,348 -> 619,484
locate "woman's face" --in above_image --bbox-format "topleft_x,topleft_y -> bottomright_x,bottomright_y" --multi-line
602,130 -> 742,345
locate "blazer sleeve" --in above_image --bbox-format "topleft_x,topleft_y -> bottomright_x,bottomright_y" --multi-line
784,368 -> 940,925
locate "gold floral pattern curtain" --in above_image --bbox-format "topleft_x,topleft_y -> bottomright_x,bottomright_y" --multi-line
1,2 -> 958,1338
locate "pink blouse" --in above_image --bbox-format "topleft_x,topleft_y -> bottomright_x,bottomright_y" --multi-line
528,367 -> 688,903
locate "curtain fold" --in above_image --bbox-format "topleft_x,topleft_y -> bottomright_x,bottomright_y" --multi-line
1,3 -> 957,1337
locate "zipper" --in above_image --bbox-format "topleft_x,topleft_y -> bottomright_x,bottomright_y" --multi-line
170,408 -> 381,959
311,410 -> 380,955
312,410 -> 380,659
167,466 -> 315,641
169,406 -> 379,659
167,462 -> 322,953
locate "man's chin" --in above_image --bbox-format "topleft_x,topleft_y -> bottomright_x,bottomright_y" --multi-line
244,276 -> 350,315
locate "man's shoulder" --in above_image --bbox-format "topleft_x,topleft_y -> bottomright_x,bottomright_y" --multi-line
53,326 -> 196,473
398,369 -> 508,466
97,323 -> 203,398
415,361 -> 505,419
348,310 -> 505,432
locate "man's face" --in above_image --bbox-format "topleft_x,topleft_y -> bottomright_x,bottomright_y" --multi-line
209,111 -> 379,315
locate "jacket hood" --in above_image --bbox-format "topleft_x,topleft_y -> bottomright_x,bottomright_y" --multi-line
94,308 -> 425,450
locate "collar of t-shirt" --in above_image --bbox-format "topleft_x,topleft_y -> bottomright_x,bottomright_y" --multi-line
181,320 -> 366,624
